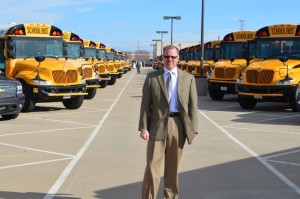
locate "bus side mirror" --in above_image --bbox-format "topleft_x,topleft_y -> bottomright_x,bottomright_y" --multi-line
7,39 -> 16,59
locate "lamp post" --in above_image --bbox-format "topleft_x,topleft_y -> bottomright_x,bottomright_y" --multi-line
152,39 -> 161,59
163,16 -> 181,45
156,31 -> 168,60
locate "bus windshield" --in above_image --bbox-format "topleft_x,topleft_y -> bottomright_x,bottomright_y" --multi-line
15,37 -> 63,58
84,48 -> 96,59
0,39 -> 4,71
255,39 -> 300,59
96,49 -> 105,59
222,42 -> 247,59
204,48 -> 221,60
105,52 -> 115,60
66,42 -> 81,58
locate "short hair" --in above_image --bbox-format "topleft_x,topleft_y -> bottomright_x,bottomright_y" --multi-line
163,45 -> 179,55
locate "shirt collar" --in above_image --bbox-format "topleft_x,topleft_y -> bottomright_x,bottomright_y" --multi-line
164,67 -> 178,76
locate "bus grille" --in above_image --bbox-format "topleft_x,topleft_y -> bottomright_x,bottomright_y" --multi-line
98,65 -> 106,73
0,85 -> 16,98
84,68 -> 93,78
246,70 -> 274,84
215,68 -> 236,78
52,70 -> 78,83
108,65 -> 115,72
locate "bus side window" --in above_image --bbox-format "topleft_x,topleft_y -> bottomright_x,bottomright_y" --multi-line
0,39 -> 5,71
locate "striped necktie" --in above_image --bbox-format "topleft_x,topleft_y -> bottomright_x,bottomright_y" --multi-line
166,72 -> 172,102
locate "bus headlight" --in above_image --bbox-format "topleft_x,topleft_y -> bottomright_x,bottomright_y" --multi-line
276,78 -> 294,85
32,79 -> 51,85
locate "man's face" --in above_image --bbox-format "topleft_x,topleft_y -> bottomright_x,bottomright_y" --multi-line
163,48 -> 179,70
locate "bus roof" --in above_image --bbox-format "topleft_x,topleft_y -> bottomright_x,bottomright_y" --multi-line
63,31 -> 81,42
0,23 -> 63,37
256,24 -> 300,38
204,40 -> 221,48
83,39 -> 96,48
223,30 -> 256,42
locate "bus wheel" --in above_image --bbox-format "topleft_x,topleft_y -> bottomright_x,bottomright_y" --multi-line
85,88 -> 97,100
1,113 -> 19,120
208,89 -> 224,100
21,82 -> 36,112
117,73 -> 123,78
289,89 -> 299,112
108,76 -> 117,85
63,96 -> 84,109
238,94 -> 257,109
296,83 -> 300,111
100,80 -> 108,88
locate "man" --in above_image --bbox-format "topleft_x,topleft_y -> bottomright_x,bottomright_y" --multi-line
139,45 -> 198,199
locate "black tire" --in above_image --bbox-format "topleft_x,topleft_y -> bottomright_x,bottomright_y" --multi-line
289,91 -> 299,112
85,88 -> 97,100
238,94 -> 257,109
21,82 -> 36,112
1,114 -> 19,120
99,80 -> 108,88
208,89 -> 224,100
117,73 -> 122,78
108,76 -> 117,85
63,96 -> 84,109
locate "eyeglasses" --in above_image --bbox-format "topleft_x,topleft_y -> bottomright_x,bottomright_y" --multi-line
163,55 -> 178,59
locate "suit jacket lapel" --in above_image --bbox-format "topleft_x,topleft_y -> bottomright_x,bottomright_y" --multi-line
157,68 -> 169,102
177,69 -> 184,105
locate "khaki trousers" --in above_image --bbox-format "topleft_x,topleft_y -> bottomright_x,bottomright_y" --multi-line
142,117 -> 185,199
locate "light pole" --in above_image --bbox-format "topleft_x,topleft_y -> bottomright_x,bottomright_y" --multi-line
152,39 -> 161,59
163,16 -> 181,45
156,31 -> 168,60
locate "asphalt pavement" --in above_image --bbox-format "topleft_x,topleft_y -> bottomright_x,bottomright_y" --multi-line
0,67 -> 300,199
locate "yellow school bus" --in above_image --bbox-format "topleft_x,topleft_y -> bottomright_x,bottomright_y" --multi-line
105,47 -> 123,78
207,30 -> 256,100
95,42 -> 118,86
63,31 -> 99,99
198,40 -> 222,77
0,23 -> 87,112
178,47 -> 188,70
83,39 -> 110,88
237,24 -> 300,111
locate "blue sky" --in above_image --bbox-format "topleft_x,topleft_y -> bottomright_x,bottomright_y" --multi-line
1,0 -> 300,52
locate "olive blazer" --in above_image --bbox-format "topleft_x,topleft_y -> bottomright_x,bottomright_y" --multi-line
138,67 -> 198,142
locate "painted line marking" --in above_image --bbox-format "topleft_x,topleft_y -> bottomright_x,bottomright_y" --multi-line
0,142 -> 74,157
43,71 -> 135,199
0,126 -> 96,137
199,110 -> 300,195
0,158 -> 72,170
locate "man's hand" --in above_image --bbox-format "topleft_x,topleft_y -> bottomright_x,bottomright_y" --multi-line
140,129 -> 149,141
187,139 -> 194,145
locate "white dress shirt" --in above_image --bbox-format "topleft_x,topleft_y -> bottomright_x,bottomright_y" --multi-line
164,67 -> 179,112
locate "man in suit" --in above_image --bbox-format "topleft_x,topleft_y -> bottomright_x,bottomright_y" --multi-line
139,45 -> 198,199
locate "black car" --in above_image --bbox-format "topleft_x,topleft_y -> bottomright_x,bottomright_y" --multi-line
0,76 -> 25,120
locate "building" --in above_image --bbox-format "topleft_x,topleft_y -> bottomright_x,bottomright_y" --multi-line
124,42 -> 199,61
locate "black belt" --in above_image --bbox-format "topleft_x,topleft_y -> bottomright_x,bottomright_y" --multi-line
169,112 -> 180,117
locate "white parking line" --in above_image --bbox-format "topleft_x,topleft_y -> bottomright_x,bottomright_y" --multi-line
264,149 -> 300,159
199,110 -> 300,195
0,126 -> 96,137
0,158 -> 72,170
0,142 -> 74,157
43,72 -> 135,199
225,127 -> 300,135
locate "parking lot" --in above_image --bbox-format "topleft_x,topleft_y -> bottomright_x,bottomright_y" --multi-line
0,67 -> 300,199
